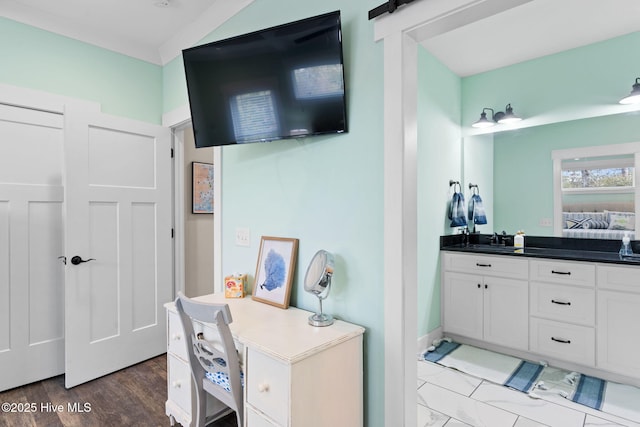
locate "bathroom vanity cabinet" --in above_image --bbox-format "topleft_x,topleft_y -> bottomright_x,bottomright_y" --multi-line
442,253 -> 528,350
441,250 -> 640,385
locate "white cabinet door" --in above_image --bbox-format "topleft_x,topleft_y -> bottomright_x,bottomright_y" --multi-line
483,276 -> 528,350
443,272 -> 483,340
443,271 -> 528,350
597,290 -> 640,378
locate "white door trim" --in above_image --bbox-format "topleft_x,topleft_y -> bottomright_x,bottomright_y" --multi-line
373,0 -> 535,423
163,106 -> 223,294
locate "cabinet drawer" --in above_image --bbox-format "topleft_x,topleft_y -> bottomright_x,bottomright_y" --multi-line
167,354 -> 192,417
530,318 -> 595,366
443,252 -> 528,279
246,406 -> 279,427
529,260 -> 595,287
168,311 -> 188,360
597,264 -> 640,293
530,282 -> 595,326
246,348 -> 290,426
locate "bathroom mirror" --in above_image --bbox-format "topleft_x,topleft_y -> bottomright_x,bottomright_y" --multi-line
482,112 -> 640,237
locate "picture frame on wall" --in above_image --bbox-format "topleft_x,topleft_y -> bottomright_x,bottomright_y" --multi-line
192,162 -> 214,214
252,236 -> 299,309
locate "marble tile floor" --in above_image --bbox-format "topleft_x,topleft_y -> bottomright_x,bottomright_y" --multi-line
417,359 -> 640,427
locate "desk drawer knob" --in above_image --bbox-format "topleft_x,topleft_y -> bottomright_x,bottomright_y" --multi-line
258,383 -> 270,393
172,333 -> 181,341
172,380 -> 182,389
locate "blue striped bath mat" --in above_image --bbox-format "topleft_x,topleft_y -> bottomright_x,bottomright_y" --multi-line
422,341 -> 640,423
423,341 -> 541,393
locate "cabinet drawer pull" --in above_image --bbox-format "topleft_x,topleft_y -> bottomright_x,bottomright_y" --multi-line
477,283 -> 481,289
551,337 -> 571,344
551,270 -> 571,275
172,380 -> 182,388
476,263 -> 492,267
551,299 -> 571,306
258,383 -> 270,393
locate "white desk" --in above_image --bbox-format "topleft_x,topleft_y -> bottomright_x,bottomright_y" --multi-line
165,294 -> 365,427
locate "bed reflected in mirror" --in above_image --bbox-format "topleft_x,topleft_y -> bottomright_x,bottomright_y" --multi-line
553,144 -> 639,239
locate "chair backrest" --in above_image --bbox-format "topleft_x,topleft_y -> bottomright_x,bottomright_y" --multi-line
175,293 -> 243,427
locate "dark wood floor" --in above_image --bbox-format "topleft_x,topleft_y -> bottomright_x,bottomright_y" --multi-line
0,354 -> 237,427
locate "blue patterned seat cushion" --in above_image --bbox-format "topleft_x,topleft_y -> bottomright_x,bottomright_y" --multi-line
204,358 -> 244,392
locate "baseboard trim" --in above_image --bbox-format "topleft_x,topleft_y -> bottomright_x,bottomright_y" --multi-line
417,327 -> 443,356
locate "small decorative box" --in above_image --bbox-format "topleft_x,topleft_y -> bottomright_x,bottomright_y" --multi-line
224,274 -> 246,298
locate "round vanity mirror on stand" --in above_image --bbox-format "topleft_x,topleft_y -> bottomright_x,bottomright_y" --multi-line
304,250 -> 335,327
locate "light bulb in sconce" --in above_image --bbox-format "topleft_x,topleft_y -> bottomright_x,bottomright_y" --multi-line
496,103 -> 522,124
471,108 -> 496,128
619,77 -> 640,105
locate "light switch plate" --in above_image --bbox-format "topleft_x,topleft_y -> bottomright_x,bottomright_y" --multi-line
235,227 -> 250,247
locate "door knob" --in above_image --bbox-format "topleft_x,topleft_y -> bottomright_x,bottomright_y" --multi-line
71,256 -> 95,265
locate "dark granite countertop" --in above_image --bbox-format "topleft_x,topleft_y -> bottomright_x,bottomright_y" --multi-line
440,234 -> 640,266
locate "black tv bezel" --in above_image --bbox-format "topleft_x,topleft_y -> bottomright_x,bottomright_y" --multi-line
183,10 -> 348,148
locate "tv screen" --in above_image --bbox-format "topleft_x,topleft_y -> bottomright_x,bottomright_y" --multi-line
183,11 -> 348,148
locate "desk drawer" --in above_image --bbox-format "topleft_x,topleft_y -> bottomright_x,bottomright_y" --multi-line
530,318 -> 595,366
246,406 -> 279,427
530,282 -> 595,326
168,311 -> 188,360
247,348 -> 290,426
167,354 -> 192,417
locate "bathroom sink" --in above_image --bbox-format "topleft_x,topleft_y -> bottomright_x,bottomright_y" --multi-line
465,244 -> 518,254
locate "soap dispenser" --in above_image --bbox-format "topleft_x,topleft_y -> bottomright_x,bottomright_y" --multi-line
619,232 -> 633,258
514,230 -> 525,253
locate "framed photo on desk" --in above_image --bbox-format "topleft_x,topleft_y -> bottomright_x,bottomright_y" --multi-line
253,236 -> 298,309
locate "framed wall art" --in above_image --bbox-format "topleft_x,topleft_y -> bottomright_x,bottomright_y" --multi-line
192,162 -> 214,214
252,236 -> 299,309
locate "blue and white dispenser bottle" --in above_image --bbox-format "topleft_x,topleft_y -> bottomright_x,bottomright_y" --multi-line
619,232 -> 633,258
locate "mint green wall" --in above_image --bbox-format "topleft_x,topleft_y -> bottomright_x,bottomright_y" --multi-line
462,32 -> 640,236
417,46 -> 462,337
462,32 -> 640,127
162,3 -> 384,424
0,18 -> 162,124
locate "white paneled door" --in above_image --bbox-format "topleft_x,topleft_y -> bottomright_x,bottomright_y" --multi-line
0,104 -> 66,391
63,105 -> 172,388
0,95 -> 173,391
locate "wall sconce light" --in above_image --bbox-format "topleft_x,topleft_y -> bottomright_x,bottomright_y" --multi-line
472,104 -> 522,128
619,77 -> 640,105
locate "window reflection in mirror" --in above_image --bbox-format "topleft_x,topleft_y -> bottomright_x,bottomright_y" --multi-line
553,144 -> 640,239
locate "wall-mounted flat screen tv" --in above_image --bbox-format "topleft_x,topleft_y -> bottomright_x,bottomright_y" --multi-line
183,11 -> 348,148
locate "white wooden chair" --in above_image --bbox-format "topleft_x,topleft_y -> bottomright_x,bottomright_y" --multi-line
175,293 -> 243,427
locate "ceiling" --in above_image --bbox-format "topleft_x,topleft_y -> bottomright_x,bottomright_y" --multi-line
1,0 -> 253,65
421,0 -> 640,76
2,0 -> 640,73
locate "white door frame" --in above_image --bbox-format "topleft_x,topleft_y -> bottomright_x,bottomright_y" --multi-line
372,0 -> 535,424
163,106 -> 224,294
